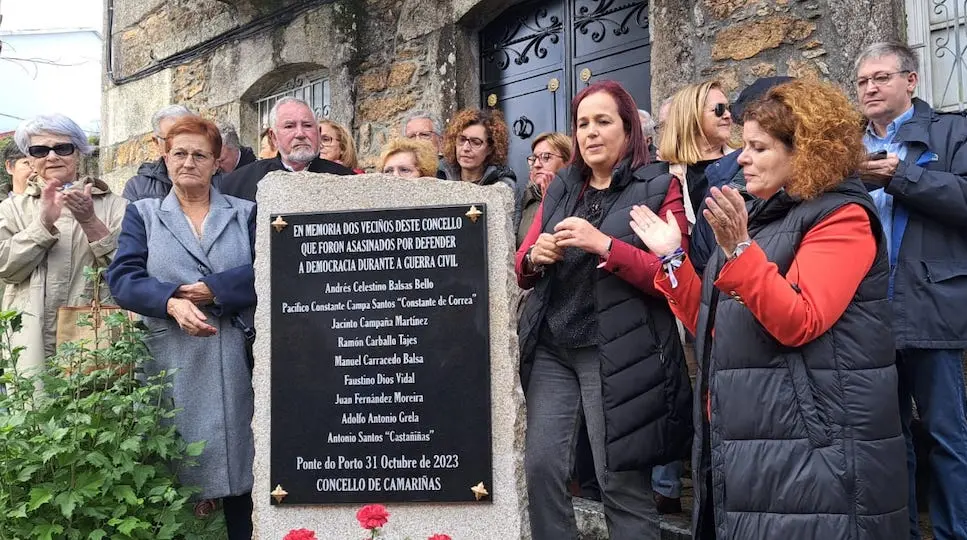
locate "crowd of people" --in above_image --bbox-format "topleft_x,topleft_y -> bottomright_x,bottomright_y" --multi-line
0,40 -> 965,540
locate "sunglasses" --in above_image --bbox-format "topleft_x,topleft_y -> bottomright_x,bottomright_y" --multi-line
712,103 -> 731,118
28,143 -> 76,158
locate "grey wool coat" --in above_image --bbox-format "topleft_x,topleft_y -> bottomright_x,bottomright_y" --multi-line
107,187 -> 256,499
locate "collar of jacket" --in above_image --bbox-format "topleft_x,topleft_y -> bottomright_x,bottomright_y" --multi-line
135,157 -> 171,185
891,98 -> 935,147
477,164 -> 517,186
25,176 -> 113,198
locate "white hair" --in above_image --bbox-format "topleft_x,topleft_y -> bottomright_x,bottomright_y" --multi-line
638,109 -> 656,139
854,41 -> 919,75
268,97 -> 312,129
151,104 -> 193,136
217,121 -> 241,150
15,113 -> 93,155
401,110 -> 443,136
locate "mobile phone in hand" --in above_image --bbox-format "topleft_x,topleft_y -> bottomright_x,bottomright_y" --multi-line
867,150 -> 888,161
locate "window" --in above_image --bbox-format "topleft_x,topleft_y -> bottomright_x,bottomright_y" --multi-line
254,71 -> 331,131
907,0 -> 967,111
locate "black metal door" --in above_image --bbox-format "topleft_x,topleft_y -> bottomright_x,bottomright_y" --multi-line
480,0 -> 651,178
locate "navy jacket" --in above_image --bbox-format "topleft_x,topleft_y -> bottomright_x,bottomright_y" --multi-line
122,159 -> 172,203
878,98 -> 967,349
690,152 -> 746,275
214,155 -> 354,202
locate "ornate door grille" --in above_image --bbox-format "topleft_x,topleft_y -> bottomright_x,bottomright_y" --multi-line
908,0 -> 967,112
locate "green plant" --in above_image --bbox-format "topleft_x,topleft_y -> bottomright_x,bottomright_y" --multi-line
0,293 -> 223,539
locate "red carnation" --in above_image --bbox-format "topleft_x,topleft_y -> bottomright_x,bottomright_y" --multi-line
428,535 -> 452,540
283,529 -> 317,540
356,504 -> 390,530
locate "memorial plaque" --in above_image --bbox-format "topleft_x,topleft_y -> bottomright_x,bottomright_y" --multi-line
269,204 -> 492,505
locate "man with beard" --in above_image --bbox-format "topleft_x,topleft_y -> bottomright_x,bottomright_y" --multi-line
215,97 -> 353,201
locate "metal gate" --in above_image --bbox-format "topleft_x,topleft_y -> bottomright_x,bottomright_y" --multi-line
480,0 -> 651,176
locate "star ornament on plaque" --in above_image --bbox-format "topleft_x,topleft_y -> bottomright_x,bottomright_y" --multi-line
271,484 -> 288,503
271,215 -> 289,233
471,481 -> 489,501
465,205 -> 483,224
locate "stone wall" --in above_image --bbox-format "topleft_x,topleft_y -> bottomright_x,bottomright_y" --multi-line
102,0 -> 908,191
649,0 -> 906,103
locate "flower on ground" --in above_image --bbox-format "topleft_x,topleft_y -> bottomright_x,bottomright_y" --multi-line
356,503 -> 390,530
428,535 -> 452,540
283,529 -> 317,540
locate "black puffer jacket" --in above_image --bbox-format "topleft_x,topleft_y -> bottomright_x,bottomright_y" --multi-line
692,178 -> 906,539
122,159 -> 172,202
518,161 -> 693,471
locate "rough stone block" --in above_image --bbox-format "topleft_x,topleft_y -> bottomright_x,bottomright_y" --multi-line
387,62 -> 418,88
358,95 -> 419,123
251,173 -> 527,539
711,16 -> 816,61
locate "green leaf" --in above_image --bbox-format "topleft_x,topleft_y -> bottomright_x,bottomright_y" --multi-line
131,464 -> 155,490
185,440 -> 206,457
88,530 -> 107,540
29,523 -> 64,540
113,484 -> 139,506
15,463 -> 41,482
109,515 -> 148,535
53,490 -> 81,518
27,486 -> 53,511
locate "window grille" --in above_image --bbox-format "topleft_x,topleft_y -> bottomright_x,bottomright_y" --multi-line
255,72 -> 331,131
907,0 -> 967,112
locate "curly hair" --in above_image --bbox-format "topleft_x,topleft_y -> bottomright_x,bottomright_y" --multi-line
742,80 -> 866,200
442,108 -> 509,170
379,138 -> 439,177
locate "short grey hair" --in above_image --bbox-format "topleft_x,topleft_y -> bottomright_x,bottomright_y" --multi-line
854,41 -> 919,75
638,109 -> 656,140
401,110 -> 443,136
217,121 -> 241,150
151,104 -> 193,136
15,113 -> 93,155
268,97 -> 312,129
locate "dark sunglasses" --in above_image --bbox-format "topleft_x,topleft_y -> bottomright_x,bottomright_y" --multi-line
28,143 -> 76,158
712,103 -> 731,118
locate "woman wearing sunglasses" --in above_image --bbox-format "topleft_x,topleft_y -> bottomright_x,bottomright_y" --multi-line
518,132 -> 572,247
0,113 -> 127,374
659,81 -> 735,230
516,81 -> 692,540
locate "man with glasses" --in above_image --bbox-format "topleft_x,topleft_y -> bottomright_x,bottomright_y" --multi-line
122,104 -> 194,202
855,41 -> 967,540
402,110 -> 448,179
216,97 -> 354,202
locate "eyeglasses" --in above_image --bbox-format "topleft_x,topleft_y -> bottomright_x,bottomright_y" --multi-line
320,135 -> 340,147
457,136 -> 486,150
407,131 -> 437,141
856,71 -> 911,90
711,103 -> 731,118
526,152 -> 563,167
168,150 -> 214,164
27,143 -> 76,158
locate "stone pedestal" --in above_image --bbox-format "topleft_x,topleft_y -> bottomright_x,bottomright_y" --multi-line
250,172 -> 528,539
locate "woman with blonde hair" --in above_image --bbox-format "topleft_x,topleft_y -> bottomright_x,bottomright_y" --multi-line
518,131 -> 571,247
632,79 -> 906,539
378,138 -> 438,178
659,81 -> 734,227
318,119 -> 363,173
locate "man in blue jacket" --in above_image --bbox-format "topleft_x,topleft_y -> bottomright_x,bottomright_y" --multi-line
856,41 -> 967,540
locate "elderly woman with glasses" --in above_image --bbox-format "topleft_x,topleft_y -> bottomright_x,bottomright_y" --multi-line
108,116 -> 257,539
518,132 -> 571,247
0,113 -> 127,374
516,81 -> 692,540
318,119 -> 363,173
379,138 -> 439,179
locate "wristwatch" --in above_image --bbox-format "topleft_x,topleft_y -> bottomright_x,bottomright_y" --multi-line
730,240 -> 752,260
525,245 -> 545,274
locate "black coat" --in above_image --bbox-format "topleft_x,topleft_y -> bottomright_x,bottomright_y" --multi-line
693,179 -> 906,539
214,156 -> 354,202
876,98 -> 967,348
122,158 -> 172,202
518,161 -> 693,471
236,146 -> 257,170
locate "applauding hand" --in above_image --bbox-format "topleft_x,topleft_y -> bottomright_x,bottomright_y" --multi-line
630,205 -> 681,257
703,186 -> 751,257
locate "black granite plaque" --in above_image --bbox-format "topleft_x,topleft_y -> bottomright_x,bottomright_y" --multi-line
269,205 -> 492,504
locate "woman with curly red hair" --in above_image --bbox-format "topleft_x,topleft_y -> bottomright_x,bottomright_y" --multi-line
632,80 -> 907,539
442,108 -> 517,188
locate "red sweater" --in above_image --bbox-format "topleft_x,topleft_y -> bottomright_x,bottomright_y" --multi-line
515,176 -> 688,296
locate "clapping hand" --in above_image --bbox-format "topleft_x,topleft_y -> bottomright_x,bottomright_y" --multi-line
703,186 -> 751,257
62,183 -> 96,223
553,217 -> 611,256
630,205 -> 681,257
175,282 -> 215,306
39,181 -> 65,232
166,297 -> 216,337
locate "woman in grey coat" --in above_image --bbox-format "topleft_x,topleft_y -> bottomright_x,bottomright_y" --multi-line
107,116 -> 256,539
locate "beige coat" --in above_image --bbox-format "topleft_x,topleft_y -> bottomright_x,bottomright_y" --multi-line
0,177 -> 127,373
